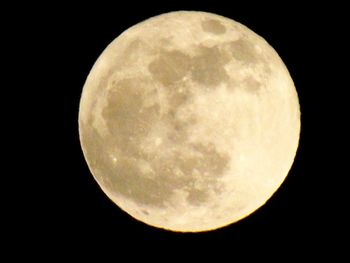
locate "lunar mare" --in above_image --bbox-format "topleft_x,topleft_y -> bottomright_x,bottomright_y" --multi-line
79,11 -> 300,232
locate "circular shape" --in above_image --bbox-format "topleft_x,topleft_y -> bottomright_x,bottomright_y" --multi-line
79,11 -> 300,232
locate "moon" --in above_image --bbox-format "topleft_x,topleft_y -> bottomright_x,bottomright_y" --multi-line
78,11 -> 300,232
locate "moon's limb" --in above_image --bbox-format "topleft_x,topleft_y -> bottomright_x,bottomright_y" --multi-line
79,11 -> 300,232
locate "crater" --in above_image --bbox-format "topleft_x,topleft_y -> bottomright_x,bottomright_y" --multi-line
186,189 -> 209,206
111,39 -> 152,70
201,19 -> 226,35
122,39 -> 143,64
142,209 -> 149,215
167,85 -> 192,109
244,77 -> 262,93
166,120 -> 190,144
163,84 -> 195,145
190,142 -> 230,176
191,45 -> 230,86
148,50 -> 191,86
263,63 -> 272,75
230,39 -> 260,64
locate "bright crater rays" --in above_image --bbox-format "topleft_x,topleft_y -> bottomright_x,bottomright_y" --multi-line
79,11 -> 300,232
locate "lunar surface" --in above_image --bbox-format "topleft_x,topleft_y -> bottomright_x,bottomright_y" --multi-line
79,11 -> 300,232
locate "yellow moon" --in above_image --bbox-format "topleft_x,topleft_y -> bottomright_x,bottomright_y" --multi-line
79,11 -> 300,232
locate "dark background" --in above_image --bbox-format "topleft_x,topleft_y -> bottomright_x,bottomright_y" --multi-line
10,0 -> 344,258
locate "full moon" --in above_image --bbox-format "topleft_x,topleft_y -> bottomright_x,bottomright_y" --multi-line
79,11 -> 300,232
